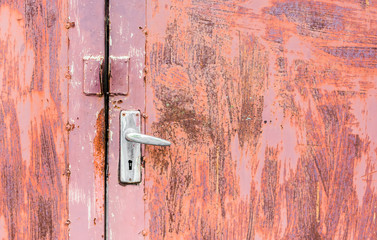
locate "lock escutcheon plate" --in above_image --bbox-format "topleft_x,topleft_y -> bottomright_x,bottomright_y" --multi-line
120,110 -> 141,184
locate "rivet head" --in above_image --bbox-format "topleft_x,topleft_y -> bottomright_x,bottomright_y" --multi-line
65,122 -> 75,132
65,71 -> 72,79
65,21 -> 75,29
64,168 -> 71,177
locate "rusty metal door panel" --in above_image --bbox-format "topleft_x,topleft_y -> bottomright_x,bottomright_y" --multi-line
107,0 -> 146,239
0,0 -> 68,239
145,0 -> 377,239
67,0 -> 106,239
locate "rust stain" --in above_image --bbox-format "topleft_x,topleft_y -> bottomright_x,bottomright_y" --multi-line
146,0 -> 377,239
93,108 -> 105,216
94,108 -> 106,178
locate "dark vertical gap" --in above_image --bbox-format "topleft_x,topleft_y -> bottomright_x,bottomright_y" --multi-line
103,0 -> 110,238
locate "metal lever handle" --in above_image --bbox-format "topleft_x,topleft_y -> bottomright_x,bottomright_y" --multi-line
120,110 -> 171,184
125,129 -> 171,146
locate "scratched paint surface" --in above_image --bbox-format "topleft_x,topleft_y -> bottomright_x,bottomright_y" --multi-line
68,0 -> 106,238
145,0 -> 377,239
0,1 -> 68,239
107,0 -> 146,239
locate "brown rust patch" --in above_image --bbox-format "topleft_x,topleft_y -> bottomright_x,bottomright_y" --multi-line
93,108 -> 105,217
93,108 -> 105,178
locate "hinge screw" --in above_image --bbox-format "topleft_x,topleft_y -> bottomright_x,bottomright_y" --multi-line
142,230 -> 148,236
65,219 -> 71,225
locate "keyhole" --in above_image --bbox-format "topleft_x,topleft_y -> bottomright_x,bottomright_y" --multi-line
128,160 -> 132,170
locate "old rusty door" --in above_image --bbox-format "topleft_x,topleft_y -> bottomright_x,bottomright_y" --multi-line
2,0 -> 377,239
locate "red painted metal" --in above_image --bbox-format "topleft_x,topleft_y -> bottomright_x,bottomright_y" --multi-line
2,0 -> 377,239
107,0 -> 146,239
68,0 -> 105,238
144,0 -> 377,239
0,0 -> 68,239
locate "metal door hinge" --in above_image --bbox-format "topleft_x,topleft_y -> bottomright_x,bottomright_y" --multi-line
83,56 -> 104,95
109,56 -> 130,95
83,56 -> 130,96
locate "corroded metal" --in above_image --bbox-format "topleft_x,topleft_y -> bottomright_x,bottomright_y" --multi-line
145,0 -> 377,239
0,0 -> 68,239
2,0 -> 377,239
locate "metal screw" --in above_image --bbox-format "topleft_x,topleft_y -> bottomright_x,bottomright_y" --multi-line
142,113 -> 148,118
65,219 -> 71,225
142,230 -> 148,236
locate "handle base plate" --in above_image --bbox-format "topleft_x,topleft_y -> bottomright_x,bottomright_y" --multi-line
120,110 -> 141,184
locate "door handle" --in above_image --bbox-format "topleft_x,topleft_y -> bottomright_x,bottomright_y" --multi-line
120,110 -> 170,184
125,128 -> 171,146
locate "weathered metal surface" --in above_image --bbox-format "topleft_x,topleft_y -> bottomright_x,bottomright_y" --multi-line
68,0 -> 105,238
0,0 -> 68,239
107,0 -> 146,239
145,0 -> 377,239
